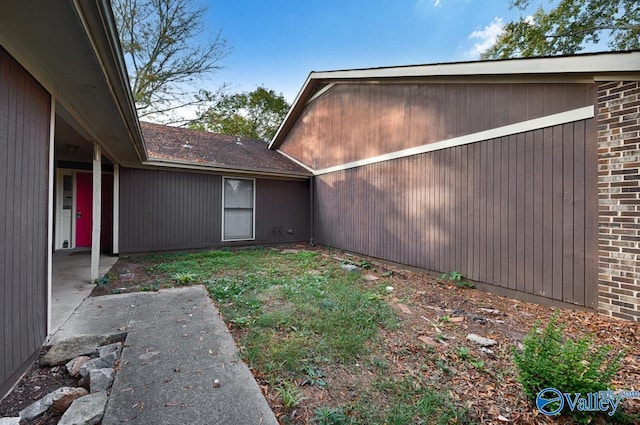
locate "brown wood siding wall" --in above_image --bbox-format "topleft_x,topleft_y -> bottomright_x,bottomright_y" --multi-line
0,46 -> 51,395
119,168 -> 309,253
315,119 -> 598,307
281,83 -> 594,170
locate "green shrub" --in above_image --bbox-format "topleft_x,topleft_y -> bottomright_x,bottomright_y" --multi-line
513,312 -> 623,422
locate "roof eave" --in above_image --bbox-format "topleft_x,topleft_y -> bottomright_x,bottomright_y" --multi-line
0,0 -> 146,164
142,157 -> 312,179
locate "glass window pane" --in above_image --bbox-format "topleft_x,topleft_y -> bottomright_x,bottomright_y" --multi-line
224,179 -> 253,208
224,209 -> 253,240
223,178 -> 254,240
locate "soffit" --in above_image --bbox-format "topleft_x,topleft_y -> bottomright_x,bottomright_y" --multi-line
0,0 -> 145,164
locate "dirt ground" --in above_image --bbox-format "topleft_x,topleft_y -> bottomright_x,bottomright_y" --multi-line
2,245 -> 639,424
0,348 -> 76,424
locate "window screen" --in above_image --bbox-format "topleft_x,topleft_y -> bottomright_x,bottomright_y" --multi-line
223,178 -> 254,240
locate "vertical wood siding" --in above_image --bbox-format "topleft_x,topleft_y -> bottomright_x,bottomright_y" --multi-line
119,168 -> 309,253
0,47 -> 51,394
281,83 -> 595,170
315,119 -> 597,307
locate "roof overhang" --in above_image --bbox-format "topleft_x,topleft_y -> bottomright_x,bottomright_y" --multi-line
140,158 -> 312,180
0,0 -> 146,164
270,50 -> 640,150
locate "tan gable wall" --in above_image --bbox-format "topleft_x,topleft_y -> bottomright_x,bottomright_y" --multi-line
280,82 -> 595,170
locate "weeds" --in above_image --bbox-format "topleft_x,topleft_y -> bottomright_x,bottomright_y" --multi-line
439,270 -> 475,289
275,382 -> 304,410
172,272 -> 197,285
301,365 -> 327,387
312,406 -> 352,425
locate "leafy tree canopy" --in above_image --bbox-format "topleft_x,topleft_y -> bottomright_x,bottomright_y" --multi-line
191,87 -> 290,142
483,0 -> 640,59
112,0 -> 230,121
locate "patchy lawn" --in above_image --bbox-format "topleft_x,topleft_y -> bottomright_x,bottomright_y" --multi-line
93,245 -> 640,424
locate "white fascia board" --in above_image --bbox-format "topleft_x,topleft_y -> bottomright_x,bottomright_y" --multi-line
310,52 -> 640,80
313,105 -> 594,176
269,72 -> 316,149
275,149 -> 315,173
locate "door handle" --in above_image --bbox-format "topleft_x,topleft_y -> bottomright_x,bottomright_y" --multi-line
76,211 -> 81,219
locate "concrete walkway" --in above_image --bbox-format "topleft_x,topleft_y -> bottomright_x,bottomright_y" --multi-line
50,286 -> 278,425
51,252 -> 119,334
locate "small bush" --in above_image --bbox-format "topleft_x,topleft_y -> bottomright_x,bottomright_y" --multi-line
513,312 -> 623,421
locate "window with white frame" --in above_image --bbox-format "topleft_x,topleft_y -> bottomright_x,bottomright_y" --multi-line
222,177 -> 255,241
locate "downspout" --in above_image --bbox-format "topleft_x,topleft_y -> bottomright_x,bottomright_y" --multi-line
309,176 -> 315,246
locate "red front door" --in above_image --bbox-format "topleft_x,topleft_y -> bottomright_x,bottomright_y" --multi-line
75,172 -> 93,247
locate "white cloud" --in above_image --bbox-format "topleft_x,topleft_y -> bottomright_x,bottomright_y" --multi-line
415,0 -> 441,12
468,17 -> 504,58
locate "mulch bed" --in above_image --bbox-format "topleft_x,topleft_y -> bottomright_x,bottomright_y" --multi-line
0,348 -> 77,424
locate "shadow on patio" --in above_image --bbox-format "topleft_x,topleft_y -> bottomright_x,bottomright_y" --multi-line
50,251 -> 118,336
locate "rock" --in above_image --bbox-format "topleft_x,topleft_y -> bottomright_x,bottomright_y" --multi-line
19,387 -> 80,420
79,352 -> 118,377
363,274 -> 379,281
385,286 -> 394,293
0,417 -> 20,425
89,368 -> 115,393
281,249 -> 299,254
98,342 -> 122,359
480,347 -> 496,358
78,375 -> 89,391
466,334 -> 498,347
41,335 -> 113,366
66,356 -> 91,378
341,264 -> 359,272
58,392 -> 108,425
51,388 -> 89,414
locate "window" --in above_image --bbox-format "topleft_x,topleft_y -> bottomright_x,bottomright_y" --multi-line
222,177 -> 255,241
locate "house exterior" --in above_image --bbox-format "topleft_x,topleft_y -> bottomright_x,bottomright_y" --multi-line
119,122 -> 310,253
0,1 -> 309,396
1,0 -> 639,402
270,52 -> 640,322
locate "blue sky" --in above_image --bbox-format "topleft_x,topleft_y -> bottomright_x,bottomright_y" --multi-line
201,0 -> 534,103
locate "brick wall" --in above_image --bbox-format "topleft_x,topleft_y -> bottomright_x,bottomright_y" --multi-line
597,81 -> 640,321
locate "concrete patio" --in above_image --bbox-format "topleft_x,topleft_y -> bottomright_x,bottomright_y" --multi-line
51,251 -> 119,335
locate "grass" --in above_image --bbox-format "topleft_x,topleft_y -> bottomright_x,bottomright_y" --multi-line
132,247 -> 470,424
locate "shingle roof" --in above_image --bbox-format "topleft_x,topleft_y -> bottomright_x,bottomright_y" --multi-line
140,121 -> 310,177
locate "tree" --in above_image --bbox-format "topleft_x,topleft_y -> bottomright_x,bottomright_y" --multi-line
191,87 -> 290,141
482,0 -> 640,59
112,0 -> 230,120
